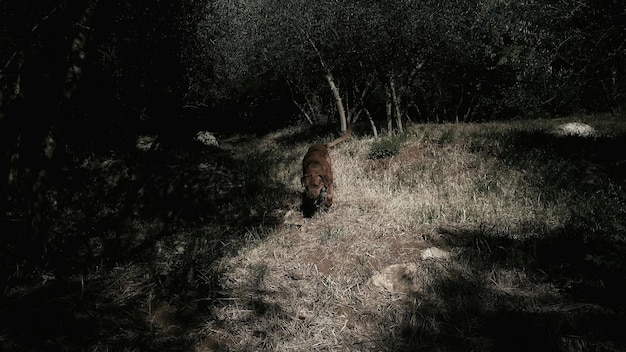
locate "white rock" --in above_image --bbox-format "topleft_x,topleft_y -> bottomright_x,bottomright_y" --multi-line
420,247 -> 451,260
136,135 -> 157,151
554,122 -> 596,137
195,131 -> 219,146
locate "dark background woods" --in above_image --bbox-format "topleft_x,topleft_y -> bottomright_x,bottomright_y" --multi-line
0,0 -> 625,350
1,0 -> 193,283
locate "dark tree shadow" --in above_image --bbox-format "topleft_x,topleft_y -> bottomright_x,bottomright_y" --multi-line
0,134 -> 293,351
469,129 -> 626,187
377,224 -> 626,352
274,123 -> 344,146
0,276 -> 199,352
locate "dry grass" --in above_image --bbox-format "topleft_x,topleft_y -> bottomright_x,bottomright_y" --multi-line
2,115 -> 625,351
197,116 -> 626,351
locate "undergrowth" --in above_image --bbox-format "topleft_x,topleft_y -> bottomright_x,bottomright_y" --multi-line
367,131 -> 410,159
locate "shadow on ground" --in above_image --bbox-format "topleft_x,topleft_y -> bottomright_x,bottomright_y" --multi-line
375,222 -> 626,351
0,136 -> 293,351
471,129 -> 626,187
377,128 -> 626,351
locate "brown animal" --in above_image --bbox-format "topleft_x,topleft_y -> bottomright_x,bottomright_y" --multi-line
301,127 -> 352,214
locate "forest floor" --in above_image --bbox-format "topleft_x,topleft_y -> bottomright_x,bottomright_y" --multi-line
1,115 -> 626,351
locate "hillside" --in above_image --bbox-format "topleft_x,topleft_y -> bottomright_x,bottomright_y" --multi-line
2,116 -> 626,351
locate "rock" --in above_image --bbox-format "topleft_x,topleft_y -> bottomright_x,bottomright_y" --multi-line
195,131 -> 219,146
370,263 -> 420,293
420,247 -> 451,260
553,122 -> 596,137
136,135 -> 157,151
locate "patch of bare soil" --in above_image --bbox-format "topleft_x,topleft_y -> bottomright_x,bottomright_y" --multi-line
364,157 -> 392,175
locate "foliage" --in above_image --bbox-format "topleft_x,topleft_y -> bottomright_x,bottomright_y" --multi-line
367,133 -> 408,160
192,0 -> 625,128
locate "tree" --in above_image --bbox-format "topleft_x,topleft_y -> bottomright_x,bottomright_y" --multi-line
546,0 -> 626,114
204,0 -> 390,133
197,0 -> 624,132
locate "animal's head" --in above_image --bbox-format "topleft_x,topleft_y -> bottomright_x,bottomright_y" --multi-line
301,173 -> 328,205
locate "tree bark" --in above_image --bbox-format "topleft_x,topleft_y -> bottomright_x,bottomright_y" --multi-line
291,98 -> 314,125
326,73 -> 347,132
364,108 -> 378,138
389,76 -> 403,133
385,85 -> 393,134
385,77 -> 404,134
302,28 -> 348,132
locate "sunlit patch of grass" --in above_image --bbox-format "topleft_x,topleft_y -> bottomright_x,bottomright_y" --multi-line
208,115 -> 626,351
317,226 -> 342,244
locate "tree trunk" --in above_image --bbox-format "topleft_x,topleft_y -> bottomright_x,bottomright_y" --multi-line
286,79 -> 314,125
326,73 -> 347,132
385,77 -> 404,134
385,85 -> 393,134
302,29 -> 348,132
364,108 -> 378,138
292,98 -> 314,125
463,95 -> 475,122
389,77 -> 403,133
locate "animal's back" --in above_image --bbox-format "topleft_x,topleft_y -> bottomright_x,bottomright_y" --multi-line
303,144 -> 331,171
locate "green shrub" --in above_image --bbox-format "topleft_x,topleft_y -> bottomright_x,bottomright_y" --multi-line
368,133 -> 407,159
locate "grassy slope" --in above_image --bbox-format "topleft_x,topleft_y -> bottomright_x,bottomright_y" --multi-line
1,115 -> 625,351
208,116 -> 626,351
